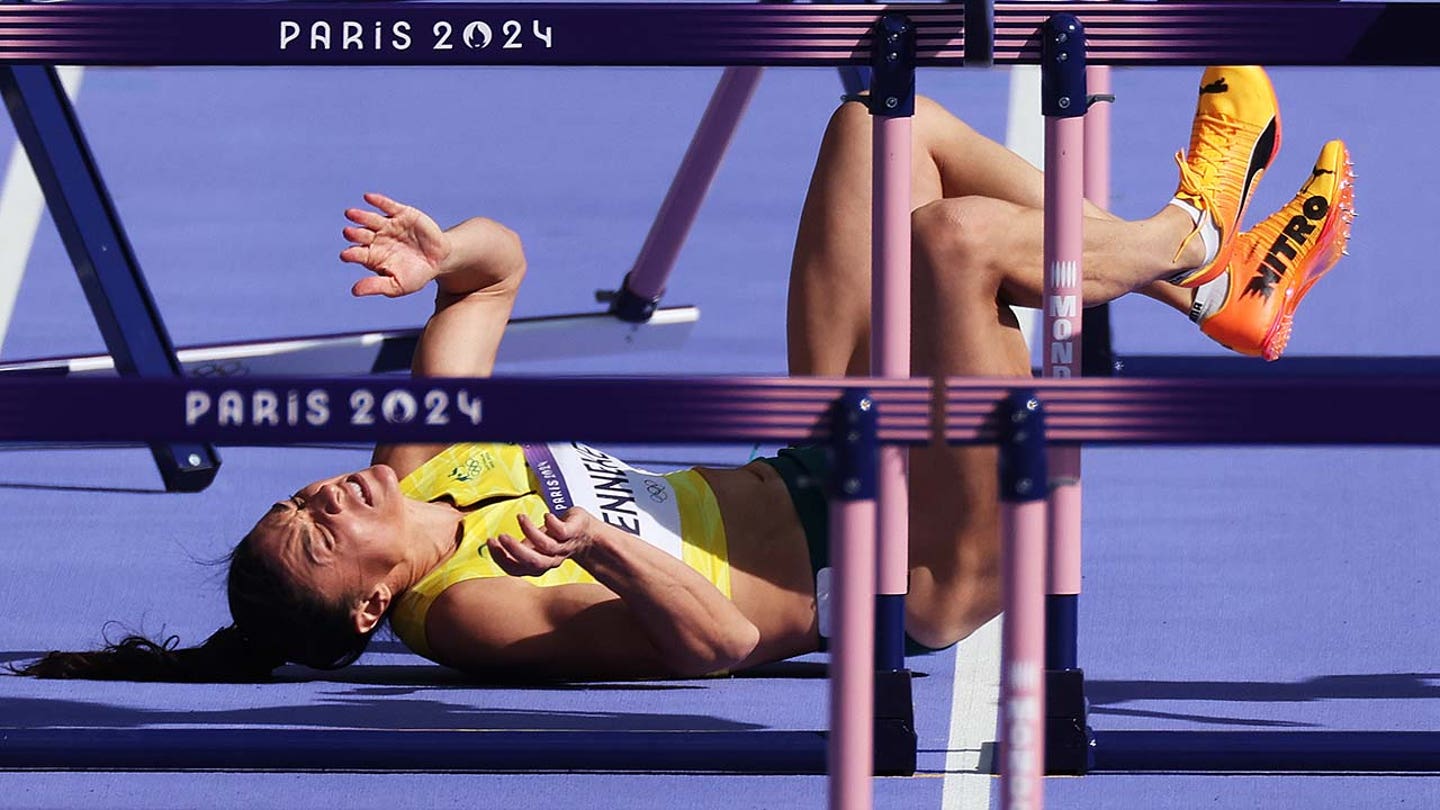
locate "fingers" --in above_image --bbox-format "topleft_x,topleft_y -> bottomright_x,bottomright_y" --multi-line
344,207 -> 387,231
517,512 -> 566,555
351,275 -> 404,298
487,534 -> 533,576
541,511 -> 574,542
342,226 -> 375,246
363,191 -> 406,216
555,508 -> 591,537
488,533 -> 560,577
339,245 -> 368,265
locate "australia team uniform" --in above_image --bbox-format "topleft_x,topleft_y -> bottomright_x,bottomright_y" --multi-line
389,443 -> 731,659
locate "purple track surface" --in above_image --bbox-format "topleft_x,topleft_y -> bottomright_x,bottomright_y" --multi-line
0,38 -> 1438,810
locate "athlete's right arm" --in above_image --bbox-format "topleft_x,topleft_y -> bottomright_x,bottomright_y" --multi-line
337,192 -> 527,478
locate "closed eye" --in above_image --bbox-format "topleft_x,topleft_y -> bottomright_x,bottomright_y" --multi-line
313,522 -> 336,552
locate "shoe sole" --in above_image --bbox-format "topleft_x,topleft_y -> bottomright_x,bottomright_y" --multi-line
1260,151 -> 1355,361
1176,74 -> 1284,288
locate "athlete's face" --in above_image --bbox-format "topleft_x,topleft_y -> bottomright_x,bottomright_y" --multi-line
247,464 -> 408,605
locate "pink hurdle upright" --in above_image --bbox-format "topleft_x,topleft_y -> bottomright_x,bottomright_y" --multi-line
999,11 -> 1094,810
828,12 -> 920,810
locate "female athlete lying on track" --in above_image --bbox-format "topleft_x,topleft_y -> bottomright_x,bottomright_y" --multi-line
17,66 -> 1353,681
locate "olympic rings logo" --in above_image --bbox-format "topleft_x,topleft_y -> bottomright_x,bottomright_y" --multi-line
188,360 -> 250,378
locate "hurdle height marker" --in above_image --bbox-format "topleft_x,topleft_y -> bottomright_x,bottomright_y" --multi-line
0,64 -> 218,492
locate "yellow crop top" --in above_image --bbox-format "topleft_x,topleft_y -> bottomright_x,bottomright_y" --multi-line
389,442 -> 730,659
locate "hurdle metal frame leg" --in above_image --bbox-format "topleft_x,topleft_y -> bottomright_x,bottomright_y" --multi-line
1035,13 -> 1091,779
998,389 -> 1050,810
0,64 -> 218,492
602,65 -> 764,321
866,56 -> 919,807
1031,7 -> 1440,777
603,55 -> 874,322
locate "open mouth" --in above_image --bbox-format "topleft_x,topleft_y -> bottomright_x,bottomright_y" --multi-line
346,475 -> 373,507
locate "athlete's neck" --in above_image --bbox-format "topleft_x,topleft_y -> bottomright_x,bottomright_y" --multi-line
390,498 -> 465,592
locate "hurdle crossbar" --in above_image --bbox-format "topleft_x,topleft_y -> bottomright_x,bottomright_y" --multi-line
0,374 -> 1438,446
3,2 -> 1440,67
1114,354 -> 1440,379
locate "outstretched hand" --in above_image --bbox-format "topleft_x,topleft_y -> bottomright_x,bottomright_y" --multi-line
487,509 -> 599,578
340,192 -> 451,298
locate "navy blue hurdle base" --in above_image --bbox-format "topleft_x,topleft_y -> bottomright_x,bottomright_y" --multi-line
1089,731 -> 1440,773
0,722 -> 917,775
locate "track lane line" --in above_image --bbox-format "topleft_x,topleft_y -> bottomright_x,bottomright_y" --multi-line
941,615 -> 1002,810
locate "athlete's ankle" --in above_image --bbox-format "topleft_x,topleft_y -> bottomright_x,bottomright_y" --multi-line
1151,205 -> 1210,277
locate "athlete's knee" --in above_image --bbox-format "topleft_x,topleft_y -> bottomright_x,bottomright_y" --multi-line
913,94 -> 965,132
904,604 -> 961,651
904,581 -> 1001,650
823,95 -> 873,142
911,196 -> 1007,293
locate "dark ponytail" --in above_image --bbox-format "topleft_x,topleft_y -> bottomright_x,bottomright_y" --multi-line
11,528 -> 377,682
11,625 -> 284,683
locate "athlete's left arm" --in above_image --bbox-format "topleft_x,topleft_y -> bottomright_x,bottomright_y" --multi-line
488,508 -> 762,677
337,192 -> 527,478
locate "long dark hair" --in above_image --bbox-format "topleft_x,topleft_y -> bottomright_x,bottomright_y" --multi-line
10,531 -> 377,682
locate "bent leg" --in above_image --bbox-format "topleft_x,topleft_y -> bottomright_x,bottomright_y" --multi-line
785,97 -> 1211,646
918,97 -> 1192,313
788,96 -> 1194,380
900,194 -> 1199,646
787,98 -> 944,376
901,201 -> 1033,646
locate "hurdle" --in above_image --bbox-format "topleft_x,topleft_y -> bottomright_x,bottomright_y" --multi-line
5,2 -> 1440,808
5,374 -> 1440,799
1019,0 -> 1440,784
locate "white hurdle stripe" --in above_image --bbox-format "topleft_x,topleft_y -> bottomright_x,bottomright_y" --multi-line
0,65 -> 84,355
1004,64 -> 1044,357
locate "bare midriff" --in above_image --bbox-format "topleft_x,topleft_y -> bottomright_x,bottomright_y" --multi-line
692,462 -> 822,666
